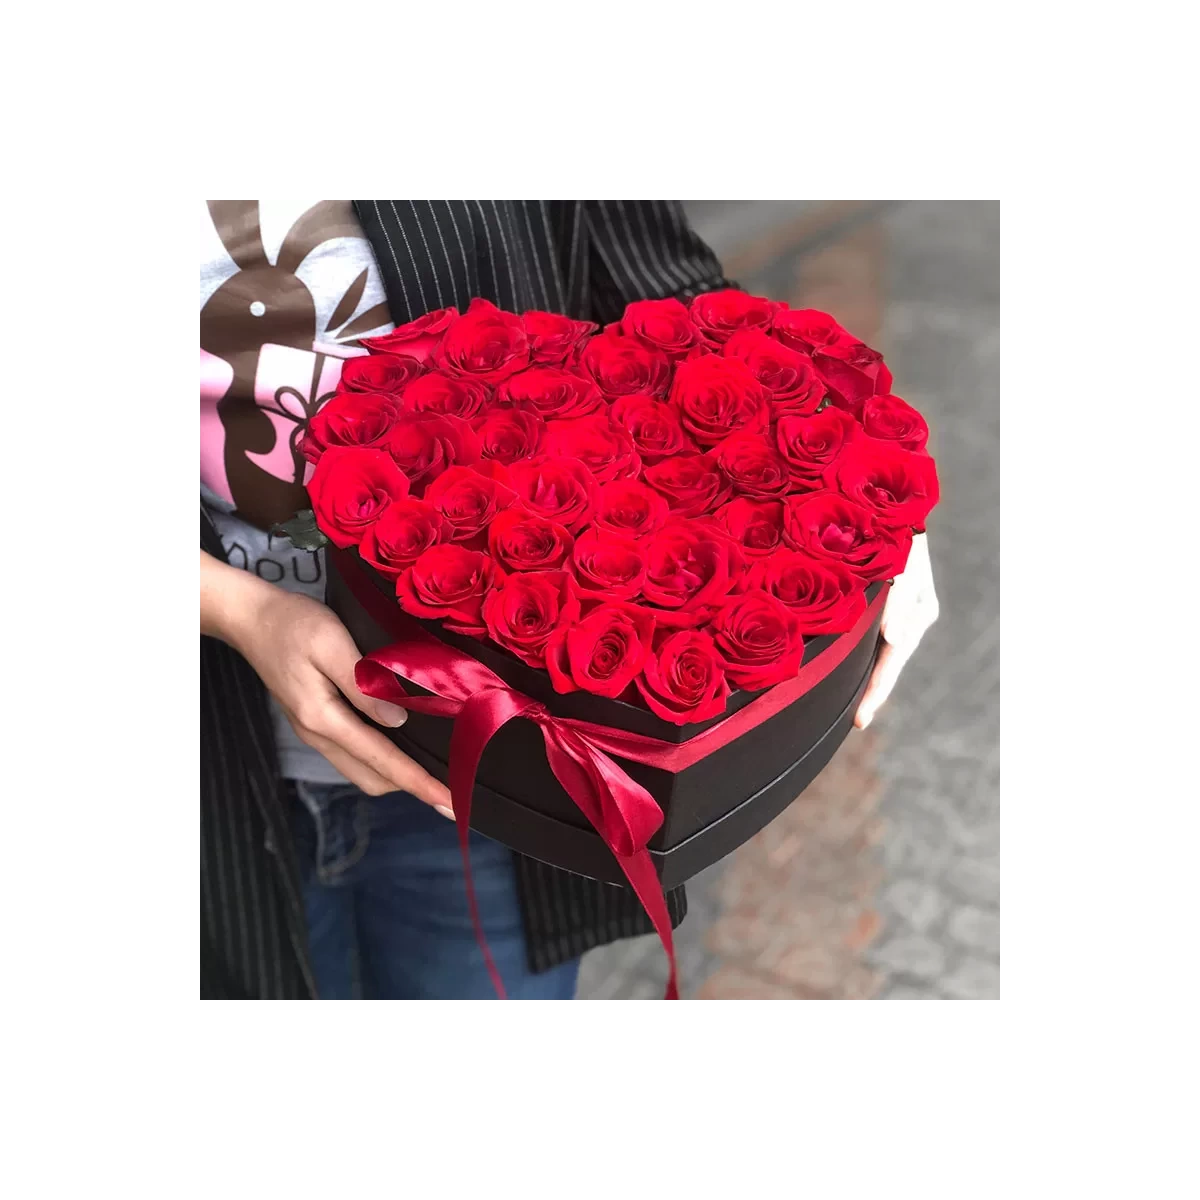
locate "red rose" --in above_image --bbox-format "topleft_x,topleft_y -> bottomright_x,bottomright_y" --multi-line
358,497 -> 454,579
774,407 -> 860,491
642,453 -> 731,518
382,412 -> 481,496
713,498 -> 786,559
710,590 -> 805,690
668,355 -> 770,447
401,370 -> 490,420
689,289 -> 776,344
783,490 -> 912,581
309,447 -> 410,549
710,432 -> 791,499
493,366 -> 605,420
592,479 -> 670,540
770,306 -> 848,355
338,352 -> 426,395
545,602 -> 656,698
361,307 -> 459,365
636,629 -> 731,725
300,391 -> 405,463
829,440 -> 940,531
487,507 -> 575,572
813,336 -> 894,417
541,415 -> 641,485
395,544 -> 500,637
482,571 -> 580,668
642,523 -> 743,625
471,406 -> 545,465
522,310 -> 598,365
610,393 -> 692,463
575,330 -> 672,400
861,393 -> 930,452
506,455 -> 598,533
424,465 -> 517,544
434,298 -> 530,384
743,552 -> 867,636
620,297 -> 703,359
570,527 -> 647,601
721,329 -> 825,416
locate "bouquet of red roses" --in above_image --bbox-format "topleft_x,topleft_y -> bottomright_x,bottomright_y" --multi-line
300,291 -> 939,724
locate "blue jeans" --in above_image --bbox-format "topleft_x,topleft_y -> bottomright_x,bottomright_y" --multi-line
287,781 -> 580,1000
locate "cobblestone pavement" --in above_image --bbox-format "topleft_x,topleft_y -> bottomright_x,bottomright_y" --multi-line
576,201 -> 999,1000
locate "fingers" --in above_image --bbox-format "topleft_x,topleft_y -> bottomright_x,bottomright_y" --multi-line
854,640 -> 915,729
314,622 -> 410,730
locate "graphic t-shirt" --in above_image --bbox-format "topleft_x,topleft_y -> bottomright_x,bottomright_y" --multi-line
200,200 -> 394,782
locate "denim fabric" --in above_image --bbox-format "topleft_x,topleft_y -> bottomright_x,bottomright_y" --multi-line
288,781 -> 580,1000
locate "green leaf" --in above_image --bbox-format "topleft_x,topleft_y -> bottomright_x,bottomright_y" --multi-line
270,509 -> 329,551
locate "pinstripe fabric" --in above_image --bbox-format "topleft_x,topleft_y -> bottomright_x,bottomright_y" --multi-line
202,203 -> 732,992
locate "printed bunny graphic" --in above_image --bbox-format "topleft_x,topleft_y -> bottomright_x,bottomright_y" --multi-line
200,200 -> 392,530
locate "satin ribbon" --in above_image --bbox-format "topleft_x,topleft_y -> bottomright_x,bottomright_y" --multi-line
336,547 -> 888,1000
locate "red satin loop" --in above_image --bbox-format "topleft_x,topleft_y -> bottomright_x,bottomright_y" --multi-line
338,548 -> 887,1002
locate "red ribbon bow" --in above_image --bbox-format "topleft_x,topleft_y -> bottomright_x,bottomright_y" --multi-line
338,548 -> 888,1001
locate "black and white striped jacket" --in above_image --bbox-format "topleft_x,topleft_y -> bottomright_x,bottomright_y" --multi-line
201,201 -> 733,999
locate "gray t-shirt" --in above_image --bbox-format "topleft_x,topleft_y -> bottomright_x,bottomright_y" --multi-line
200,200 -> 394,783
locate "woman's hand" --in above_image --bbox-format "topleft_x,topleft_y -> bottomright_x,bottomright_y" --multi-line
854,533 -> 939,729
201,551 -> 453,813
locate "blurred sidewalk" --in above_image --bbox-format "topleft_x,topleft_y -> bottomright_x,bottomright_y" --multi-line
576,200 -> 1000,1000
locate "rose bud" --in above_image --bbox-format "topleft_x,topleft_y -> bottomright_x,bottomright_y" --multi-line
642,454 -> 731,519
575,330 -> 672,400
541,414 -> 642,484
774,407 -> 860,491
811,336 -> 894,417
610,393 -> 692,464
689,288 -> 776,344
668,355 -> 770,447
506,455 -> 598,533
713,498 -> 786,559
493,366 -> 606,420
381,411 -> 481,496
635,629 -> 731,725
487,507 -> 575,572
521,310 -> 598,365
743,552 -> 867,636
300,391 -> 405,463
770,306 -> 850,355
471,406 -> 546,466
570,528 -> 647,601
338,352 -> 426,395
861,393 -> 930,453
434,298 -> 530,384
545,602 -> 657,698
782,490 -> 912,582
828,439 -> 940,531
361,306 -> 459,365
424,465 -> 518,545
358,497 -> 454,579
710,589 -> 806,691
709,432 -> 791,500
592,479 -> 671,540
641,523 -> 743,625
482,571 -> 580,668
721,329 -> 825,416
308,446 -> 410,549
401,370 -> 490,420
394,544 -> 501,638
620,297 -> 704,359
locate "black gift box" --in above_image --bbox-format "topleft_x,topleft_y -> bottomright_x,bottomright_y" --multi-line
328,552 -> 883,888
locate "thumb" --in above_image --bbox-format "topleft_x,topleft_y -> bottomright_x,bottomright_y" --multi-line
317,622 -> 409,729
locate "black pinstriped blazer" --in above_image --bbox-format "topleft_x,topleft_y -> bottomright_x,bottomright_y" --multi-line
201,201 -> 733,999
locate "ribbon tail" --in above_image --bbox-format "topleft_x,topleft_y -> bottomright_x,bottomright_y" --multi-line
616,851 -> 679,1000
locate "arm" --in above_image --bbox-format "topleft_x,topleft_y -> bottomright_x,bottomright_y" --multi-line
583,200 -> 735,323
201,549 -> 452,812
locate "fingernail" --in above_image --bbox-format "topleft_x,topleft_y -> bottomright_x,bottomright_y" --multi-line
435,805 -> 455,821
373,701 -> 407,727
859,711 -> 873,729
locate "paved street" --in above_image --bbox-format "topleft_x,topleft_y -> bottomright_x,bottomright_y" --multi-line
576,201 -> 1000,1000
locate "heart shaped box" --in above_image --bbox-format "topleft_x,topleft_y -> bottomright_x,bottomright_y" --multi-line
329,550 -> 883,887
